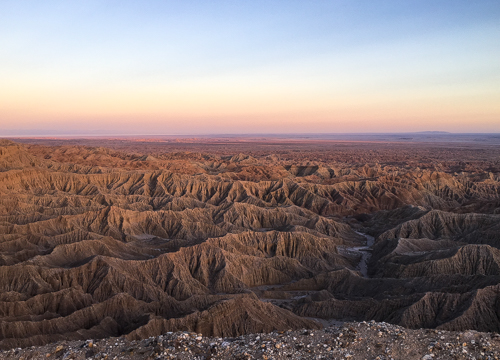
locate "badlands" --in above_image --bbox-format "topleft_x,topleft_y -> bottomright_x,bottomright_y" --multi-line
1,135 -> 500,358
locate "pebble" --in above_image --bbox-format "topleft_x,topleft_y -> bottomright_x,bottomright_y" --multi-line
2,321 -> 500,359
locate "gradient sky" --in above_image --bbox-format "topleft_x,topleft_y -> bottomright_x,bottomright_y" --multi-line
1,0 -> 499,135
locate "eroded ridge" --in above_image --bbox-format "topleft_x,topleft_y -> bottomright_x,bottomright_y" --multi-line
0,138 -> 500,349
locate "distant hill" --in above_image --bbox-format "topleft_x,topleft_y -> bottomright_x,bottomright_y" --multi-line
413,131 -> 451,134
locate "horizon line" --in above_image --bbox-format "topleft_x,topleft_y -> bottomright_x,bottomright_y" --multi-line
3,131 -> 500,138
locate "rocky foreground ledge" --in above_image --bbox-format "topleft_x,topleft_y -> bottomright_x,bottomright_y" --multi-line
2,322 -> 500,360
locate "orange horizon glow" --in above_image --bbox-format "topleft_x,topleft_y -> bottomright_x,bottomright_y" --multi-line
1,2 -> 499,135
2,81 -> 498,134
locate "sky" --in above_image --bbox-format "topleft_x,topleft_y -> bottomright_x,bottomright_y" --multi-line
0,0 -> 499,135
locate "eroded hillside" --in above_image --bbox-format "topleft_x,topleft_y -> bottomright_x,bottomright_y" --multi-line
1,138 -> 500,349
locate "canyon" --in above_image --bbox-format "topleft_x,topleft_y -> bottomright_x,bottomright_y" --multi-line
0,136 -> 499,350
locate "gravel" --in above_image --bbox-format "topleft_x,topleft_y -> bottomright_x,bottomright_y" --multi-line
2,321 -> 500,360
